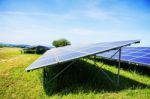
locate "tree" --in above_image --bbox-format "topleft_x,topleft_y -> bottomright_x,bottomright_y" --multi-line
52,38 -> 71,47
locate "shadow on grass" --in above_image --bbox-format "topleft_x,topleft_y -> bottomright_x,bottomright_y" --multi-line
42,59 -> 150,96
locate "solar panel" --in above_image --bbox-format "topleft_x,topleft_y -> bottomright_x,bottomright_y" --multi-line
97,47 -> 150,66
26,40 -> 140,71
131,57 -> 150,65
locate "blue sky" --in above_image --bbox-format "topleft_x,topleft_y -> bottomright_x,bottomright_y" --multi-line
0,0 -> 150,46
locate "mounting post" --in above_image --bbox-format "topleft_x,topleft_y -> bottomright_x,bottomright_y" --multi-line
117,48 -> 121,85
43,68 -> 48,81
94,48 -> 123,85
94,54 -> 96,65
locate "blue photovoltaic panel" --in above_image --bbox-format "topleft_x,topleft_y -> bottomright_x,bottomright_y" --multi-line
58,52 -> 85,62
131,57 -> 150,65
27,57 -> 57,70
140,49 -> 150,53
145,54 -> 150,58
121,56 -> 136,61
97,47 -> 150,66
128,52 -> 147,57
26,40 -> 139,71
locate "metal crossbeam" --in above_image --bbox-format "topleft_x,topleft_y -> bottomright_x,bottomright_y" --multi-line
94,48 -> 122,85
46,60 -> 77,82
95,62 -> 115,83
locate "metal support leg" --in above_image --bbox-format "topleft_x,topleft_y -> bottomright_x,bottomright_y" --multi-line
95,48 -> 122,84
94,55 -> 96,65
49,60 -> 76,82
43,68 -> 48,85
43,68 -> 46,80
117,48 -> 121,85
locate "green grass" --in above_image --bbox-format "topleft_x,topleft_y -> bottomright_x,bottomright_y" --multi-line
0,47 -> 150,99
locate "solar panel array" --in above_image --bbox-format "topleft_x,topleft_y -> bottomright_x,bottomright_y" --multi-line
26,40 -> 140,71
97,47 -> 150,66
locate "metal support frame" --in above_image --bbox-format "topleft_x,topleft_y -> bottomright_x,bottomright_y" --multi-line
44,47 -> 122,84
94,47 -> 122,85
117,48 -> 121,85
43,68 -> 46,80
94,55 -> 114,83
48,60 -> 77,82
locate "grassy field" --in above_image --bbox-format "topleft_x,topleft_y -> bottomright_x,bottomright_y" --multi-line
0,47 -> 150,99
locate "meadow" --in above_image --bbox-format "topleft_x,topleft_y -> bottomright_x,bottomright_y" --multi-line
0,47 -> 150,99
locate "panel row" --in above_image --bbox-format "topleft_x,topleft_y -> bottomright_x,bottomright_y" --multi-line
26,40 -> 140,71
97,47 -> 150,66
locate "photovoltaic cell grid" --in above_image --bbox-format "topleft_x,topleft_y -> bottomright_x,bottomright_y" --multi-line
26,40 -> 139,71
97,47 -> 150,66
